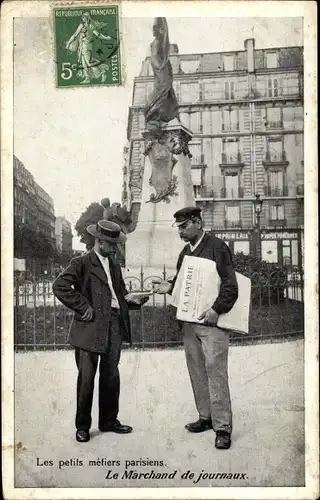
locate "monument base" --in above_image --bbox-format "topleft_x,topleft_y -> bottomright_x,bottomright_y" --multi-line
125,122 -> 195,275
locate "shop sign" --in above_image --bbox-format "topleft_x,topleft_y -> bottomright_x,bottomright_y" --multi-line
213,232 -> 250,240
261,231 -> 298,240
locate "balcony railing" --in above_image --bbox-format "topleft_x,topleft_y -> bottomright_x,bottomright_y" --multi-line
225,219 -> 241,228
222,122 -> 240,132
220,187 -> 244,198
264,151 -> 287,163
264,186 -> 288,196
221,152 -> 242,165
266,121 -> 283,129
194,187 -> 214,199
190,155 -> 205,166
264,86 -> 301,99
269,218 -> 287,226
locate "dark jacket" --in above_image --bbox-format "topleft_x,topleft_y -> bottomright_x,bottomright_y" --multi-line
170,233 -> 238,314
52,250 -> 136,353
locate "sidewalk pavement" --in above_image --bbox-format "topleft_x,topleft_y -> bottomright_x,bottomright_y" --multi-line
14,340 -> 304,488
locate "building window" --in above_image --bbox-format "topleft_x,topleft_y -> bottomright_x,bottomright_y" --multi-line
267,78 -> 279,97
191,164 -> 202,198
282,240 -> 291,267
266,52 -> 278,69
281,239 -> 299,268
226,206 -> 240,226
294,133 -> 303,146
225,81 -> 235,100
180,59 -> 200,74
203,82 -> 218,100
266,137 -> 284,162
266,107 -> 282,129
180,82 -> 199,103
193,185 -> 201,199
225,174 -> 239,198
190,112 -> 201,133
262,240 -> 278,263
222,109 -> 239,131
282,75 -> 300,96
266,170 -> 286,196
223,55 -> 234,71
191,167 -> 202,186
234,241 -> 250,255
222,139 -> 240,163
282,106 -> 303,130
189,143 -> 202,166
180,111 -> 201,133
286,239 -> 298,267
270,204 -> 285,221
296,172 -> 304,195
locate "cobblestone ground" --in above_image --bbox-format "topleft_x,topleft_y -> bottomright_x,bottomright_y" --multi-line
14,340 -> 304,488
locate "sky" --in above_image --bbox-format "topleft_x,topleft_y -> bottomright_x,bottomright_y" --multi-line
13,16 -> 303,249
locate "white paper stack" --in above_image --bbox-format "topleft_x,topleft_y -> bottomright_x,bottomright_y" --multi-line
171,256 -> 251,335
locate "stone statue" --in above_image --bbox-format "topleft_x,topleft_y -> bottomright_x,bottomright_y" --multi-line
144,17 -> 179,130
101,198 -> 133,234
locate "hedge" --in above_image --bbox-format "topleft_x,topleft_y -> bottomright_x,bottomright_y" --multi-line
14,299 -> 304,350
233,253 -> 288,305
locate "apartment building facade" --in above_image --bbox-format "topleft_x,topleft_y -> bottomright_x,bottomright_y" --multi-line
55,216 -> 73,255
14,155 -> 56,245
123,38 -> 304,269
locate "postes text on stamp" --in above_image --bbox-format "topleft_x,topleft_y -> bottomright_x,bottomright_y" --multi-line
54,5 -> 121,88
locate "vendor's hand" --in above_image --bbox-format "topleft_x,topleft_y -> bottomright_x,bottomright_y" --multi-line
82,306 -> 94,322
198,308 -> 219,326
152,279 -> 172,294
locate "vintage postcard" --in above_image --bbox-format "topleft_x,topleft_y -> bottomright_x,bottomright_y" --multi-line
1,0 -> 318,499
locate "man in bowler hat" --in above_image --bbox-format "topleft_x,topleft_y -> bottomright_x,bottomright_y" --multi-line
53,220 -> 148,442
153,207 -> 238,449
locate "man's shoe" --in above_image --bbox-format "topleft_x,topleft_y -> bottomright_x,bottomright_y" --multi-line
99,419 -> 133,434
215,431 -> 231,449
185,418 -> 213,433
76,430 -> 90,442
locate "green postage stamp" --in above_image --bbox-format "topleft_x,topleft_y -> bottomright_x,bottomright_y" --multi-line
53,5 -> 121,88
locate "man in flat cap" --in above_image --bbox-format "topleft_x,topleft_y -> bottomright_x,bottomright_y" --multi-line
53,220 -> 148,443
154,206 -> 238,449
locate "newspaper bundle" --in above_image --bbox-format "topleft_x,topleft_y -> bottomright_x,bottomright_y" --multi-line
171,256 -> 251,335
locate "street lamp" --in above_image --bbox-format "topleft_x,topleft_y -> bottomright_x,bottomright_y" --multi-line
253,194 -> 263,259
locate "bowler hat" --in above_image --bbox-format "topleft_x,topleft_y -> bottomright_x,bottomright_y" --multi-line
86,220 -> 126,243
173,206 -> 202,227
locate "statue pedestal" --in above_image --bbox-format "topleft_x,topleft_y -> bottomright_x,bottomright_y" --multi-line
124,123 -> 195,282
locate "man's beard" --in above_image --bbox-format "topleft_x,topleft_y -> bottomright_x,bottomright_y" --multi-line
99,247 -> 116,258
179,234 -> 189,241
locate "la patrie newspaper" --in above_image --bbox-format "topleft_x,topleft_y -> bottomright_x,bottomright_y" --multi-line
171,256 -> 251,335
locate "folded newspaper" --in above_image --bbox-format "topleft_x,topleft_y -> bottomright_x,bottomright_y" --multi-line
171,256 -> 251,335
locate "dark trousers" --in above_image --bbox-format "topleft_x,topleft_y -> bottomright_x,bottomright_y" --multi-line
75,310 -> 122,431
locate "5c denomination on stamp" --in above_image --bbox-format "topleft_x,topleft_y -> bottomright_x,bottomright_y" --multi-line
53,5 -> 121,88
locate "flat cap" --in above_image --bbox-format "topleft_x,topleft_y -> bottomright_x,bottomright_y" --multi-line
173,206 -> 202,226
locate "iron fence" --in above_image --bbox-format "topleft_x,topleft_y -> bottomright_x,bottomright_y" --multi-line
14,265 -> 304,351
